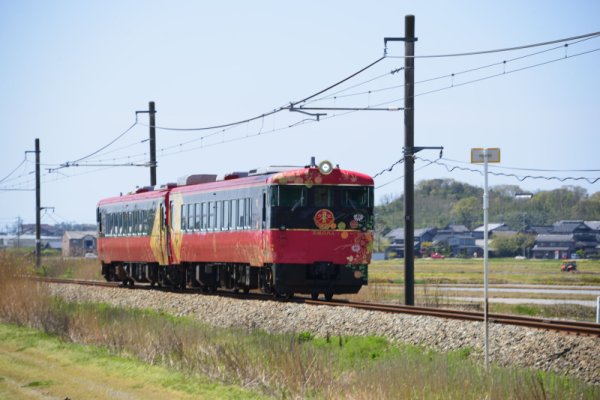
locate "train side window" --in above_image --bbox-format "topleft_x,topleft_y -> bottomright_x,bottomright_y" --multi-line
188,204 -> 195,231
122,212 -> 128,235
223,200 -> 230,230
131,211 -> 137,235
238,199 -> 245,229
128,212 -> 134,235
195,204 -> 201,230
181,204 -> 188,231
147,208 -> 155,234
232,199 -> 238,229
209,201 -> 216,230
201,202 -> 208,231
216,201 -> 222,230
246,198 -> 252,228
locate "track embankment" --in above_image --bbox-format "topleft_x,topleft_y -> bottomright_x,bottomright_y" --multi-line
45,281 -> 600,385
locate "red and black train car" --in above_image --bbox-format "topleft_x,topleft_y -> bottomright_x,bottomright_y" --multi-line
97,161 -> 374,300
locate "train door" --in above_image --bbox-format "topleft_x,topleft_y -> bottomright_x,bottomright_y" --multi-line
163,201 -> 171,262
261,190 -> 267,263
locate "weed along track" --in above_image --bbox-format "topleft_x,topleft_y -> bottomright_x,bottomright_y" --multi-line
37,276 -> 600,337
24,277 -> 600,386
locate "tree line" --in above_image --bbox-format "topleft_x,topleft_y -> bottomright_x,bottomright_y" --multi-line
376,179 -> 600,233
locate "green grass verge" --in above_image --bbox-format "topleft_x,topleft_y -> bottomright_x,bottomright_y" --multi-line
0,322 -> 265,400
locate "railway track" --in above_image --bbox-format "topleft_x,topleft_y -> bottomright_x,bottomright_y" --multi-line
34,276 -> 600,337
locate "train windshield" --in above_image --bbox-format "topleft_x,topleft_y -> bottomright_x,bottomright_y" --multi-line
270,185 -> 373,209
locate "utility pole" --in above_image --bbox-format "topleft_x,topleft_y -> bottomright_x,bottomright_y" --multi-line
35,138 -> 41,268
149,101 -> 157,186
136,102 -> 157,186
403,15 -> 416,306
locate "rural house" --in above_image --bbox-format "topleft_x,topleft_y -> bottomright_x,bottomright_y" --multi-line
62,231 -> 97,257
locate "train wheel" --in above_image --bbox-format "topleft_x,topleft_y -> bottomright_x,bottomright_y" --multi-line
243,287 -> 250,295
310,292 -> 319,300
324,292 -> 333,301
126,279 -> 135,288
284,292 -> 294,300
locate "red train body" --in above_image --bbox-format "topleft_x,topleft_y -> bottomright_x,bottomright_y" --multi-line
97,163 -> 374,299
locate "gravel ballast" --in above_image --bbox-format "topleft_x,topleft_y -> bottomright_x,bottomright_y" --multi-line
49,283 -> 600,385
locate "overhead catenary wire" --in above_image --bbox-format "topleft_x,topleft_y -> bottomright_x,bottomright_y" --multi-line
6,30 -> 599,192
417,156 -> 600,184
56,120 -> 139,170
59,31 -> 600,170
385,31 -> 600,58
0,155 -> 29,184
315,34 -> 600,103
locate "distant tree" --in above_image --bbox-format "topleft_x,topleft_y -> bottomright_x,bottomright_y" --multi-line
492,233 -> 535,257
451,197 -> 481,229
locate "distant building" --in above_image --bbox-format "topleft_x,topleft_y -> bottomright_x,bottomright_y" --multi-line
472,223 -> 509,239
384,227 -> 437,259
62,231 -> 97,257
0,234 -> 61,249
532,234 -> 575,259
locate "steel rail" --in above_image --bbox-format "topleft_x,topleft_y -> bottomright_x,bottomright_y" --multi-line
34,277 -> 600,336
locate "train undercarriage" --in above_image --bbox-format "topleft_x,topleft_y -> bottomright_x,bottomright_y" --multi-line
101,262 -> 366,301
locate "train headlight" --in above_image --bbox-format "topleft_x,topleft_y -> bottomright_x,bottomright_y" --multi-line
279,225 -> 287,231
318,160 -> 333,175
354,270 -> 363,279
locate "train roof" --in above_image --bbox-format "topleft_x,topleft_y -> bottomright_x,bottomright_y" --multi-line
97,186 -> 169,207
172,166 -> 373,195
98,165 -> 373,206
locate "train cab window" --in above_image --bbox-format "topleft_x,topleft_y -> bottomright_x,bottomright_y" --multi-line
342,187 -> 373,209
312,187 -> 333,207
271,186 -> 307,208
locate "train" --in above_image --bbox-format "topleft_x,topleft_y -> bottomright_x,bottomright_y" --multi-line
96,160 -> 374,300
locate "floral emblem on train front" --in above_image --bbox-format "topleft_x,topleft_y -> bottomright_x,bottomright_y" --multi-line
314,209 -> 335,230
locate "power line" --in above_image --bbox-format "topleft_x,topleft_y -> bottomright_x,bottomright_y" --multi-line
316,34 -> 600,103
142,56 -> 386,132
385,31 -> 600,58
57,120 -> 139,169
0,155 -> 28,184
441,157 -> 600,173
418,156 -> 600,184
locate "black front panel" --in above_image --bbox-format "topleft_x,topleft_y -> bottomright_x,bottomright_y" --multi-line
269,185 -> 374,231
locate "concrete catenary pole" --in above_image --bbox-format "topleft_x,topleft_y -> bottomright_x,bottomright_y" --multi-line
149,101 -> 157,187
35,138 -> 41,268
403,15 -> 416,306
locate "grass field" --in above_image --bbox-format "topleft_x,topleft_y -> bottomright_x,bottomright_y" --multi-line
368,258 -> 600,286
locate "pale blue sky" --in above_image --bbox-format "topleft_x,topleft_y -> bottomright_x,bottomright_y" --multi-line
1,1 -> 599,225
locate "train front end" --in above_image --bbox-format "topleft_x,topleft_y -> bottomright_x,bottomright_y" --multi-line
265,162 -> 374,299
